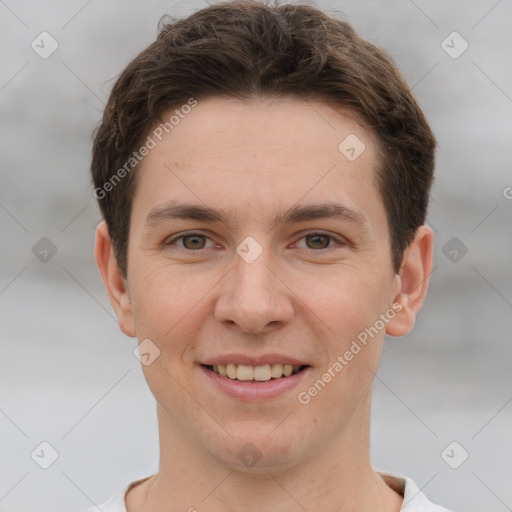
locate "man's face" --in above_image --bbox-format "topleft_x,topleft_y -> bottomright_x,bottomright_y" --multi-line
122,97 -> 401,469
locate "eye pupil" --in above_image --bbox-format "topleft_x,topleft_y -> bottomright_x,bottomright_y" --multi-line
183,235 -> 205,250
306,234 -> 330,249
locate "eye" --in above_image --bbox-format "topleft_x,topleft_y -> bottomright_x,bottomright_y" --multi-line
163,231 -> 347,252
295,232 -> 346,250
164,233 -> 215,250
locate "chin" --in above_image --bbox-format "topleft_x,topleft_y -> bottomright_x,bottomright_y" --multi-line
203,425 -> 307,474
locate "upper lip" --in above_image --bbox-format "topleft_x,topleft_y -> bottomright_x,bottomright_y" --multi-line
200,354 -> 310,366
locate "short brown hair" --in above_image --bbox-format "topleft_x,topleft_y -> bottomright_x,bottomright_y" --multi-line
91,0 -> 436,277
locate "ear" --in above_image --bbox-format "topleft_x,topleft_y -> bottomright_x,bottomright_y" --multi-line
385,225 -> 434,337
94,221 -> 136,337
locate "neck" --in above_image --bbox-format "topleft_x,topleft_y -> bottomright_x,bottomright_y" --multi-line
127,394 -> 402,512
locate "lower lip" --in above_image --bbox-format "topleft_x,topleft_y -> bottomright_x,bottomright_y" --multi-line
199,365 -> 310,401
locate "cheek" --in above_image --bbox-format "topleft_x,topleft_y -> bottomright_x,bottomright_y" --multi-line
306,267 -> 388,334
129,261 -> 219,363
131,259 -> 198,315
130,267 -> 186,344
131,267 -> 205,413
302,267 -> 391,392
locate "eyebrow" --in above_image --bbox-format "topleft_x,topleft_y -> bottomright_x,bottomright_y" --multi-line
145,201 -> 369,231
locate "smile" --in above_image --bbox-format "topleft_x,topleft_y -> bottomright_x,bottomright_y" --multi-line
199,362 -> 311,401
205,363 -> 308,382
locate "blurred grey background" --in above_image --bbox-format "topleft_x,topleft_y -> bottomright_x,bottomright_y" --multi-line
0,1 -> 511,511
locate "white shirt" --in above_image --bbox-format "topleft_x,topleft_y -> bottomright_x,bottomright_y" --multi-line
83,471 -> 454,511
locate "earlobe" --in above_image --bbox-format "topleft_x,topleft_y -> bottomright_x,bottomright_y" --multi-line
94,221 -> 136,337
385,225 -> 434,337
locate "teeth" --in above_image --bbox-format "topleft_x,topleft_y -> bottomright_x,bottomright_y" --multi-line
283,364 -> 293,377
236,364 -> 253,381
270,364 -> 283,378
253,365 -> 271,381
210,363 -> 303,381
226,363 -> 237,379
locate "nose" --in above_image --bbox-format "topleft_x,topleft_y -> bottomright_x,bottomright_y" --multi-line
214,249 -> 295,334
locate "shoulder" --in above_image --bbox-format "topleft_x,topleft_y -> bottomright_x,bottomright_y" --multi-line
378,471 -> 455,512
79,475 -> 154,512
80,471 -> 455,512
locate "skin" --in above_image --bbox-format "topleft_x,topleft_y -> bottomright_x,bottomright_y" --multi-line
95,96 -> 433,512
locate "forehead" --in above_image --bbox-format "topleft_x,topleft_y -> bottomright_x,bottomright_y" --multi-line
150,96 -> 377,165
131,96 -> 385,230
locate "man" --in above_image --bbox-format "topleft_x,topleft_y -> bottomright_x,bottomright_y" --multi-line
89,1 -> 453,510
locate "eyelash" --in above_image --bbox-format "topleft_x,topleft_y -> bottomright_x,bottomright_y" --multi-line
163,231 -> 347,252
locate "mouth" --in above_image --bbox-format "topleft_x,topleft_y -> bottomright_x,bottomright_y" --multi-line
198,361 -> 311,401
202,363 -> 309,382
